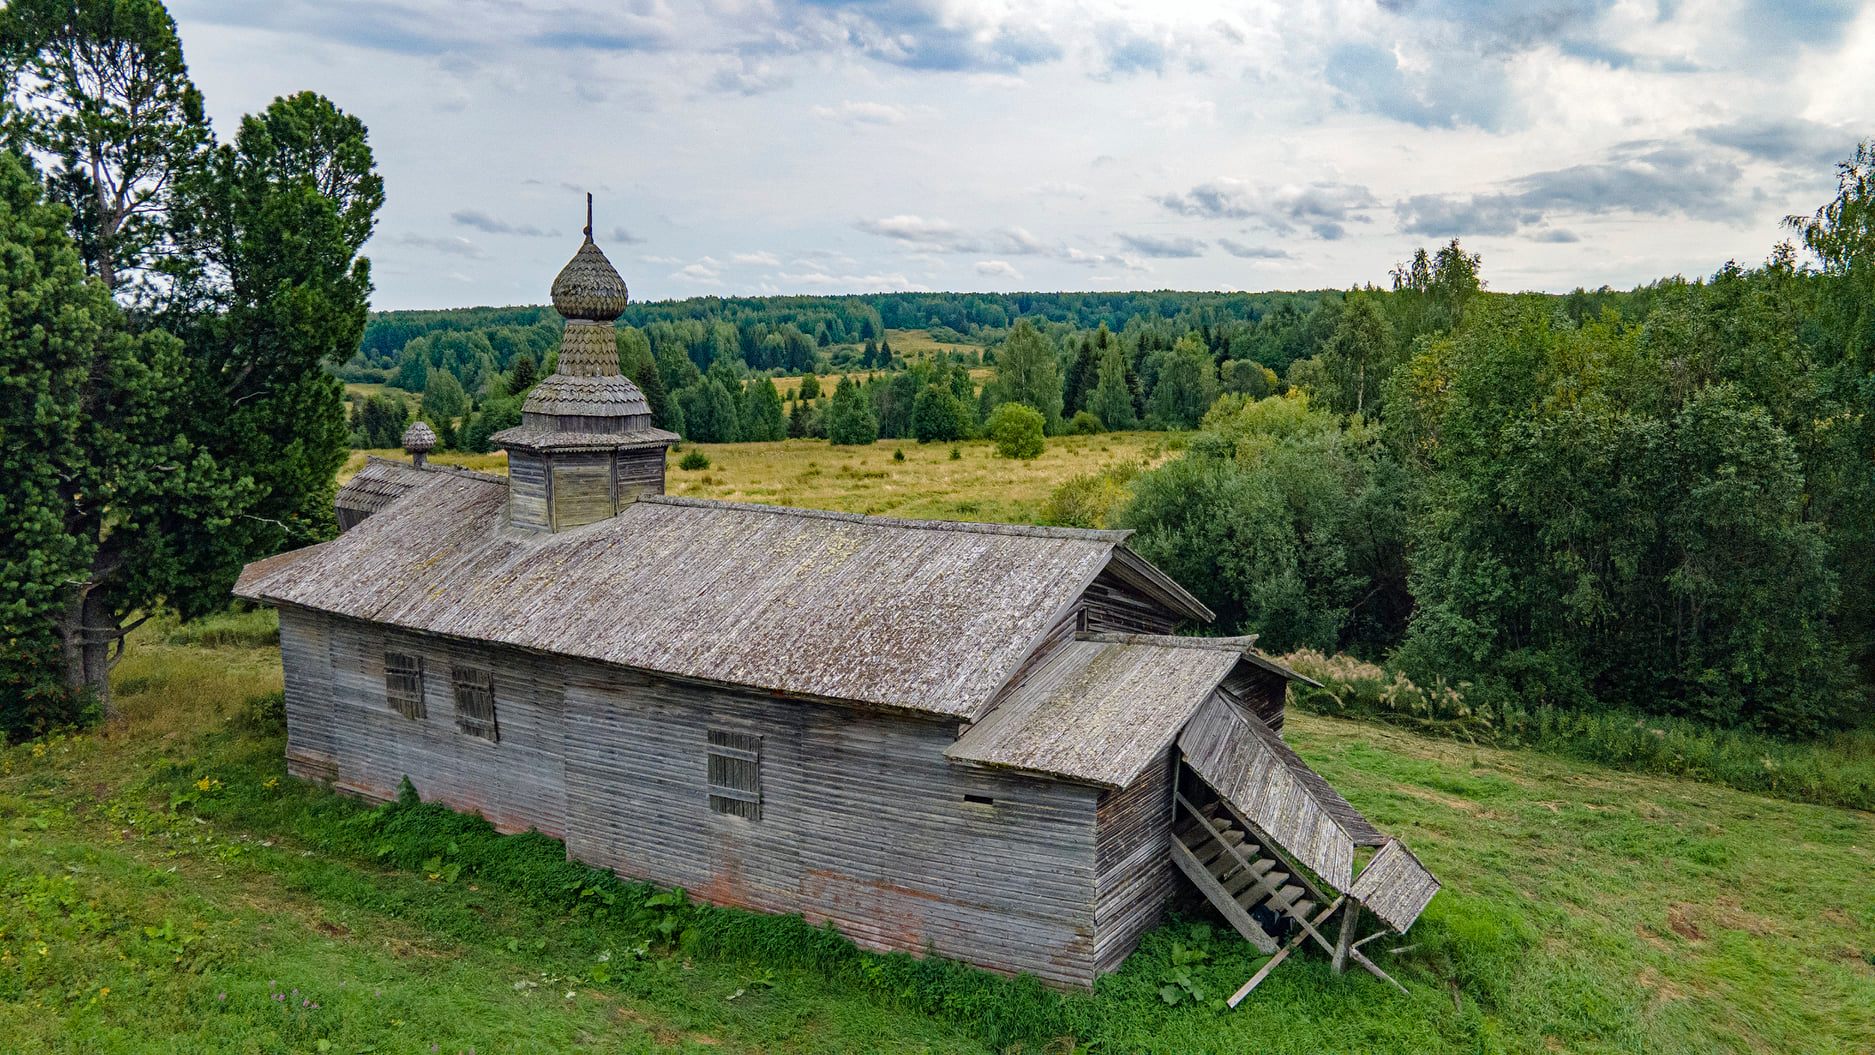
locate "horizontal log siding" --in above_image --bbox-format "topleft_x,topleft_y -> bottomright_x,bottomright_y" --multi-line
550,451 -> 615,530
506,451 -> 551,532
1092,751 -> 1176,973
616,447 -> 666,499
559,661 -> 1102,988
314,613 -> 569,838
1220,667 -> 1287,733
278,605 -> 338,782
1080,569 -> 1181,634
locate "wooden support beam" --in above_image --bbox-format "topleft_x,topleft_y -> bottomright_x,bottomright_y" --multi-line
1228,898 -> 1343,1009
1332,903 -> 1361,974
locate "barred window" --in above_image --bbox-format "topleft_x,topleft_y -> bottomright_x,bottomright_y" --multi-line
384,651 -> 425,719
706,730 -> 762,820
451,666 -> 499,742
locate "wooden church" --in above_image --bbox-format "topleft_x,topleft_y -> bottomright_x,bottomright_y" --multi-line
236,214 -> 1437,996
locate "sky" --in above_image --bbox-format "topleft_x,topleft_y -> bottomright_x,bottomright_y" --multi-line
167,0 -> 1875,310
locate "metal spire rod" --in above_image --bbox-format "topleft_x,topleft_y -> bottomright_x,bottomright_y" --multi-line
584,192 -> 593,240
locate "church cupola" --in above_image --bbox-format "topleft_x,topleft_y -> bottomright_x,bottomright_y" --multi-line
491,196 -> 677,533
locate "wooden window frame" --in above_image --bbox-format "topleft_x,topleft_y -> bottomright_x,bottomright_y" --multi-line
384,651 -> 425,719
706,729 -> 762,821
450,665 -> 499,742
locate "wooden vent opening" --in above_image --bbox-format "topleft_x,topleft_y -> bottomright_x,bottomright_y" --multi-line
451,666 -> 499,742
706,729 -> 762,820
384,651 -> 425,719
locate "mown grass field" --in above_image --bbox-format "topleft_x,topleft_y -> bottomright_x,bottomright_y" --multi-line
346,431 -> 1180,523
3,611 -> 1871,1054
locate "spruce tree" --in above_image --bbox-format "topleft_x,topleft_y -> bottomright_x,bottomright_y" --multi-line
743,378 -> 786,442
827,375 -> 878,445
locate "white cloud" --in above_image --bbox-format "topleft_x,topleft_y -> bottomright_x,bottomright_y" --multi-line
812,100 -> 907,125
975,259 -> 1022,279
166,0 -> 1868,305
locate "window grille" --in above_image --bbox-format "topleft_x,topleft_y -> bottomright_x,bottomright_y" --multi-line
451,666 -> 499,742
384,651 -> 425,719
706,729 -> 762,820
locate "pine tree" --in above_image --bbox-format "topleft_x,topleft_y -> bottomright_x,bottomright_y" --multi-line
798,371 -> 822,400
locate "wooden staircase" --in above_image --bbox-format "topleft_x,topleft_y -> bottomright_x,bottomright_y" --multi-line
1169,791 -> 1325,954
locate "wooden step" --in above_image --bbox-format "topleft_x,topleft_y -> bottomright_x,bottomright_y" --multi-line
1230,876 -> 1290,918
1290,899 -> 1315,921
1221,859 -> 1276,898
1195,830 -> 1247,868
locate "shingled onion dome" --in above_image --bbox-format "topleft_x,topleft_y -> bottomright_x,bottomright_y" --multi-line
509,194 -> 653,430
489,194 -> 679,533
402,419 -> 437,467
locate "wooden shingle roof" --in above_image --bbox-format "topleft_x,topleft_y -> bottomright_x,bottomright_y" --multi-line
237,471 -> 1209,720
947,634 -> 1249,788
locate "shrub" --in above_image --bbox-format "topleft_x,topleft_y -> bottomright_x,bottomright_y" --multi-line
987,402 -> 1045,460
1041,461 -> 1141,529
893,447 -> 906,462
1283,649 -> 1875,812
1066,410 -> 1104,435
679,450 -> 710,471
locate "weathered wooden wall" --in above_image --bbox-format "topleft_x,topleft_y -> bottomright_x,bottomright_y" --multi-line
550,451 -> 615,530
281,610 -> 1107,987
559,661 -> 1102,987
309,610 -> 570,838
1220,665 -> 1287,733
506,451 -> 552,532
1092,750 -> 1177,973
1080,568 -> 1182,635
616,447 -> 666,500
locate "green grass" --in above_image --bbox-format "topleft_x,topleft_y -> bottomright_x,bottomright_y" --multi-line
3,615 -> 1871,1053
345,433 -> 1184,524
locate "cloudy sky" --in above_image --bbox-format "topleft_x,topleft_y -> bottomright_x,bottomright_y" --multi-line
169,0 -> 1874,310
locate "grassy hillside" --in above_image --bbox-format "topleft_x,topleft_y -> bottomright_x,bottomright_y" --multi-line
3,613 -> 1870,1054
345,431 -> 1181,523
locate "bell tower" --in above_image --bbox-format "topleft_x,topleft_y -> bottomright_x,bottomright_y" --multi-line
492,196 -> 676,532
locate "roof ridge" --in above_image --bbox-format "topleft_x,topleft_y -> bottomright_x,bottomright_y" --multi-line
355,455 -> 507,486
1075,631 -> 1259,651
640,494 -> 1133,543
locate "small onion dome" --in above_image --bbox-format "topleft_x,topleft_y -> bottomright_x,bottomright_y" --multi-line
551,237 -> 629,321
402,420 -> 437,453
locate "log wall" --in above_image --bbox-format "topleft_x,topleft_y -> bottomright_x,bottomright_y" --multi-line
281,609 -> 1104,987
1092,751 -> 1177,973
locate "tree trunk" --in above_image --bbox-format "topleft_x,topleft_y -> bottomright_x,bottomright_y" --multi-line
56,583 -> 118,719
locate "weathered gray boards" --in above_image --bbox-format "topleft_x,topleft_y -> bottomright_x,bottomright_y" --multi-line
236,224 -> 1438,991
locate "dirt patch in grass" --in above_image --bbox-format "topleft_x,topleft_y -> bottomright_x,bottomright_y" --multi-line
1666,906 -> 1706,942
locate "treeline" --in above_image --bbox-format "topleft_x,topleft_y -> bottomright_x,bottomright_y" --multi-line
1079,150 -> 1875,740
346,286 -> 1356,453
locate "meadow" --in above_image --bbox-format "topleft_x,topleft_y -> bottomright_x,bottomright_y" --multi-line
2,609 -> 1871,1054
345,430 -> 1182,523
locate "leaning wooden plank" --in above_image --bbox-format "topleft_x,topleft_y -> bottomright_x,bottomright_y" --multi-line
1171,838 -> 1279,954
1228,897 -> 1343,1008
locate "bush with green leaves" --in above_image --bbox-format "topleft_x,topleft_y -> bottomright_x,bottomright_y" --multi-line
987,402 -> 1046,459
1118,393 -> 1407,654
678,450 -> 710,471
1066,409 -> 1104,434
